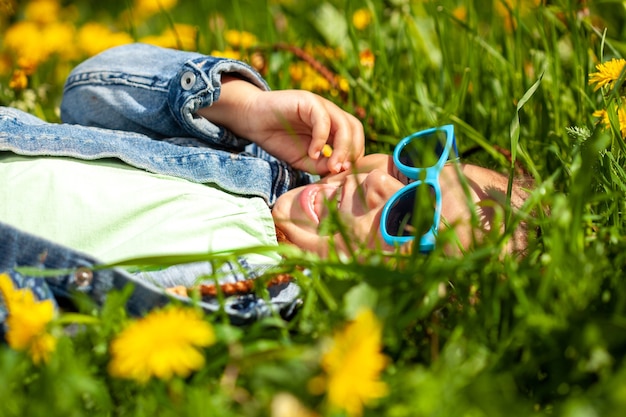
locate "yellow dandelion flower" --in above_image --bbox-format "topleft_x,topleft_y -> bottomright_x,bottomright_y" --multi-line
4,21 -> 50,70
589,58 -> 626,91
16,56 -> 39,76
24,0 -> 60,25
359,49 -> 375,68
250,52 -> 266,72
289,62 -> 331,92
140,34 -> 171,49
452,5 -> 468,22
316,309 -> 388,417
289,61 -> 305,82
352,8 -> 372,30
0,273 -> 57,364
108,306 -> 215,383
8,69 -> 28,90
77,23 -> 133,57
133,0 -> 177,19
25,331 -> 57,364
224,30 -> 258,49
312,45 -> 343,61
336,76 -> 350,93
169,24 -> 198,50
593,106 -> 626,139
140,24 -> 198,51
302,72 -> 330,92
211,49 -> 241,60
592,109 -> 606,119
42,21 -> 77,60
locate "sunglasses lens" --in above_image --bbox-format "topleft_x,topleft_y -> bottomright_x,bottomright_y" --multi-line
384,184 -> 436,238
398,129 -> 448,169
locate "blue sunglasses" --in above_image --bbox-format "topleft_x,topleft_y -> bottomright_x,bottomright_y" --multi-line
380,124 -> 458,252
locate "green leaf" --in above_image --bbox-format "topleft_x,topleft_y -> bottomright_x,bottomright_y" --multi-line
343,282 -> 379,319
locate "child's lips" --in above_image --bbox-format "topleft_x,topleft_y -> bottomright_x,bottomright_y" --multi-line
299,184 -> 340,224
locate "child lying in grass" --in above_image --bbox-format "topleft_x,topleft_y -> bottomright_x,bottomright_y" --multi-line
0,43 -> 530,325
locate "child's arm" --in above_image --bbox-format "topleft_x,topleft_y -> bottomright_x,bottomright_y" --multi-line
197,75 -> 364,175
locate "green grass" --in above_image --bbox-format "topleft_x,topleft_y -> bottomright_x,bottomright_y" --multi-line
3,0 -> 626,416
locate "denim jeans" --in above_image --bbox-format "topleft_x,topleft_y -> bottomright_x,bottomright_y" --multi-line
0,221 -> 302,327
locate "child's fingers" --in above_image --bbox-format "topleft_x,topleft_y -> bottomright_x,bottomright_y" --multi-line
325,112 -> 365,173
307,107 -> 333,160
304,94 -> 364,173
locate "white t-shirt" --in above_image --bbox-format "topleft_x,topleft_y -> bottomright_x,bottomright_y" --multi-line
0,155 -> 280,265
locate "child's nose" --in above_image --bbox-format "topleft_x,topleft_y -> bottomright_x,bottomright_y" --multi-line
362,169 -> 403,210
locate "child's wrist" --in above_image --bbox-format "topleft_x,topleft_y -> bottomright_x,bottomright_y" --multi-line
197,74 -> 261,134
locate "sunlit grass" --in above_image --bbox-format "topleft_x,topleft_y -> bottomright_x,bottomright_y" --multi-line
2,0 -> 626,416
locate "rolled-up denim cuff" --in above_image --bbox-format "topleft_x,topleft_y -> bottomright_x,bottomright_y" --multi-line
168,57 -> 270,149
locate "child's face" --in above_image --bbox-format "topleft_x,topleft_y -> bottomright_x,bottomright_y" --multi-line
273,154 -> 527,257
272,153 -> 409,256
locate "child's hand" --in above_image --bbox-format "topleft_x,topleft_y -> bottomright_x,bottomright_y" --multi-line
245,89 -> 365,174
198,77 -> 365,175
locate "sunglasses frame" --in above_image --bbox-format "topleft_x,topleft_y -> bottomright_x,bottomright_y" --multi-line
380,124 -> 458,252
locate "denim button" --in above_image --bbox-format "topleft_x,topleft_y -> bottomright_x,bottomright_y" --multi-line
180,71 -> 196,90
74,267 -> 93,287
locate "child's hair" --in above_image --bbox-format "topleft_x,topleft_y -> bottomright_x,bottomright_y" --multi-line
275,225 -> 294,245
